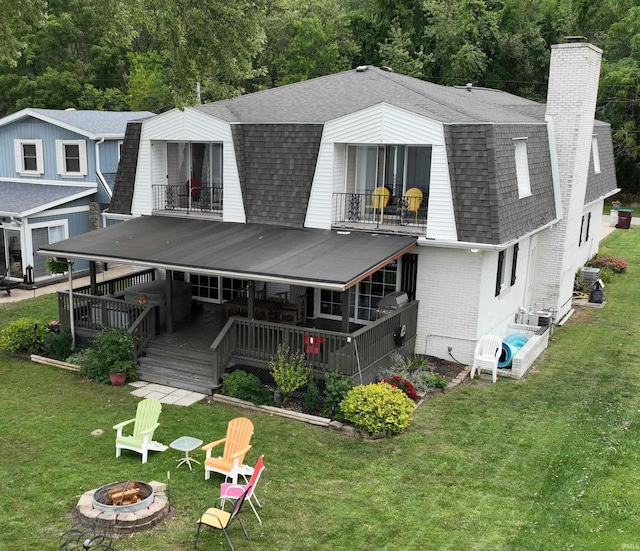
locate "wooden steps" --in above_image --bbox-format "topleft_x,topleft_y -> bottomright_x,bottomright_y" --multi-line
137,341 -> 219,395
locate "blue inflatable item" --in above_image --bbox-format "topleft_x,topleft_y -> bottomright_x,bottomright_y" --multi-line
504,333 -> 529,345
498,342 -> 520,368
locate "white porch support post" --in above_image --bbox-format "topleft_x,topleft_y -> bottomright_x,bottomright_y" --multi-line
341,290 -> 350,333
68,262 -> 75,349
166,271 -> 174,333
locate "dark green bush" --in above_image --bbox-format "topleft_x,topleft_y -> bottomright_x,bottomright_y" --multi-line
222,370 -> 273,405
302,378 -> 321,414
43,331 -> 73,361
322,369 -> 355,420
77,327 -> 137,384
0,318 -> 48,354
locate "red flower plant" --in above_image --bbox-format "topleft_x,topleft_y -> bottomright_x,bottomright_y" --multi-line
383,375 -> 418,400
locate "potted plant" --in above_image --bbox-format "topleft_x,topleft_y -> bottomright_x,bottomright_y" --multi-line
77,327 -> 138,385
45,257 -> 71,274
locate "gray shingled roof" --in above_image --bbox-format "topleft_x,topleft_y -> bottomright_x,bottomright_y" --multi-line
0,182 -> 95,216
28,109 -> 154,136
102,172 -> 117,192
197,67 -> 543,125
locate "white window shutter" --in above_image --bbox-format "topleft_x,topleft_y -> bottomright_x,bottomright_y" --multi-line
34,140 -> 44,174
78,140 -> 88,175
14,140 -> 23,172
55,140 -> 65,175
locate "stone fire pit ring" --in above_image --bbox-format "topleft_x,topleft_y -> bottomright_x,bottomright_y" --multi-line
72,480 -> 170,536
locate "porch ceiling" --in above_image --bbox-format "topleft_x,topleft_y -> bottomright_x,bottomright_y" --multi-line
38,216 -> 416,291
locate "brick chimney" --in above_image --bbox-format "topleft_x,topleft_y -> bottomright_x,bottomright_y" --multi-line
529,42 -> 602,319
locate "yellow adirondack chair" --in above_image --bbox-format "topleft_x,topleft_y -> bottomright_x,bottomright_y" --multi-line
202,417 -> 254,483
113,398 -> 167,464
365,186 -> 390,223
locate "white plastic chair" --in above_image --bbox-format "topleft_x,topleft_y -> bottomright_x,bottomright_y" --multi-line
469,335 -> 503,383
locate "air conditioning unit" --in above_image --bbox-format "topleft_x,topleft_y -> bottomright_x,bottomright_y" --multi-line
580,267 -> 601,286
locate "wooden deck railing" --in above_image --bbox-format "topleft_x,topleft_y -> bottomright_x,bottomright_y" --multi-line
210,301 -> 419,380
73,268 -> 156,296
57,292 -> 157,358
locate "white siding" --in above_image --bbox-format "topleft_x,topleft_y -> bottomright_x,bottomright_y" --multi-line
308,103 -> 457,234
426,144 -> 457,241
131,108 -> 245,221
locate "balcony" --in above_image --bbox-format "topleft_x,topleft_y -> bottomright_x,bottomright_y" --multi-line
152,184 -> 223,216
332,192 -> 427,235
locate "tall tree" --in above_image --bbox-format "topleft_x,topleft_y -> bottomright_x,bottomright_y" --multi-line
0,0 -> 46,67
133,0 -> 268,105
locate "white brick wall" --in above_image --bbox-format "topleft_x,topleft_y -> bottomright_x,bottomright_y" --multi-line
530,43 -> 602,319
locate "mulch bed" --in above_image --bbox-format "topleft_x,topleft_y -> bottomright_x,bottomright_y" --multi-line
424,356 -> 466,382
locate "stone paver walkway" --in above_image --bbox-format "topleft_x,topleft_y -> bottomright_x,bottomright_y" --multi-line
128,381 -> 206,406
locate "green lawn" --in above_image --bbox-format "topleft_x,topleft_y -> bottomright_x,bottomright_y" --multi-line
2,228 -> 640,550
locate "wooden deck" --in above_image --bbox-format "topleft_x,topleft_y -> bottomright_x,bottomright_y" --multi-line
151,303 -> 363,351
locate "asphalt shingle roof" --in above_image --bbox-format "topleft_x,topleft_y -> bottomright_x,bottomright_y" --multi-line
0,182 -> 95,216
197,67 -> 544,125
28,109 -> 154,136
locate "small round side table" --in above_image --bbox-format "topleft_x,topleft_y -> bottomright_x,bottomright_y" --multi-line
169,436 -> 203,470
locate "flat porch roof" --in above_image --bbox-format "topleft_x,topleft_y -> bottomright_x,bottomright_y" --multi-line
39,216 -> 416,291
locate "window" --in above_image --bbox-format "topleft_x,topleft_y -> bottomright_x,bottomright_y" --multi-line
56,140 -> 87,176
345,144 -> 432,202
579,213 -> 591,246
166,142 -> 223,208
513,138 -> 531,198
320,260 -> 399,322
14,139 -> 44,174
495,244 -> 519,297
591,136 -> 601,174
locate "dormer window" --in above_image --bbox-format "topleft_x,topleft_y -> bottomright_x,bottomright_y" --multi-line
14,139 -> 44,175
592,136 -> 601,174
513,138 -> 531,198
56,140 -> 87,176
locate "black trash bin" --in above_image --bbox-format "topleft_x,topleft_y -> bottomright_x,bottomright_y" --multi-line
617,209 -> 633,229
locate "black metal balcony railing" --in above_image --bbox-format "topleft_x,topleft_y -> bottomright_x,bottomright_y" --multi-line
152,184 -> 223,214
332,192 -> 427,231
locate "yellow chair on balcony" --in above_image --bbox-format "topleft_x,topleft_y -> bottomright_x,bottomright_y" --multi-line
403,187 -> 423,224
365,186 -> 390,223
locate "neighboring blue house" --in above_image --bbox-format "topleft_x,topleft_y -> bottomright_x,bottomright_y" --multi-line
0,108 -> 153,282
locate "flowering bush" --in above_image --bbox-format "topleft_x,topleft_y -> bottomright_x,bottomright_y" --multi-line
383,375 -> 418,400
586,256 -> 628,274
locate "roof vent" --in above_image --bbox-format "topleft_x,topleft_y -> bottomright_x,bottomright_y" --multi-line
355,65 -> 368,72
65,107 -> 76,111
466,83 -> 473,91
379,66 -> 393,72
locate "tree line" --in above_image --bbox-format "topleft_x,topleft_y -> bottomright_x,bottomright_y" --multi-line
1,0 -> 638,193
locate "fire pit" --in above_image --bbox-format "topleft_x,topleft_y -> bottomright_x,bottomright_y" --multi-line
93,480 -> 154,513
72,480 -> 170,536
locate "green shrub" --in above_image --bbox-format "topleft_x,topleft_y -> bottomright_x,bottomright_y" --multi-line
0,318 -> 48,354
421,372 -> 448,389
302,378 -> 321,414
598,267 -> 614,284
322,368 -> 355,420
43,331 -> 73,361
340,382 -> 415,434
269,344 -> 310,406
77,327 -> 137,384
222,370 -> 273,405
